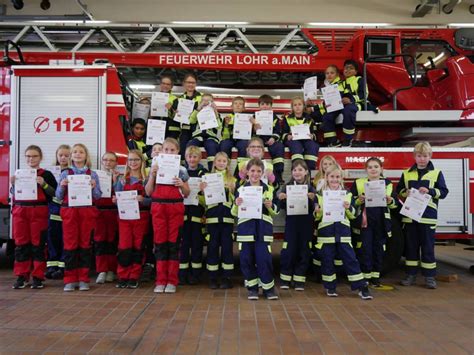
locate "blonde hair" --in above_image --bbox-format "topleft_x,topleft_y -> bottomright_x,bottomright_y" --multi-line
163,137 -> 180,152
54,144 -> 71,165
202,93 -> 214,100
414,141 -> 432,156
313,155 -> 340,188
322,164 -> 345,190
185,145 -> 202,159
71,143 -> 92,168
290,96 -> 305,112
124,150 -> 147,181
212,151 -> 235,192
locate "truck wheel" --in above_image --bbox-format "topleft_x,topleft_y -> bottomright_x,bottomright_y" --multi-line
382,213 -> 404,274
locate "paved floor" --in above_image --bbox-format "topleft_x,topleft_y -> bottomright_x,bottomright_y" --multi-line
0,245 -> 473,354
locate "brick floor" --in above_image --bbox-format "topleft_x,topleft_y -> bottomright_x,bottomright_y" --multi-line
0,253 -> 473,354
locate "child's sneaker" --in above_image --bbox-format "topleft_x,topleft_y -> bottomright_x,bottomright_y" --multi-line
153,284 -> 165,293
220,277 -> 233,289
30,277 -> 44,289
45,268 -> 55,280
79,282 -> 90,291
280,281 -> 290,290
63,283 -> 76,292
96,272 -> 106,284
247,289 -> 259,300
164,284 -> 177,293
105,271 -> 116,283
400,274 -> 417,286
127,279 -> 139,289
12,276 -> 28,289
326,289 -> 338,297
264,288 -> 279,300
294,282 -> 305,291
358,285 -> 373,300
425,277 -> 437,289
115,279 -> 128,288
369,278 -> 381,287
52,269 -> 64,280
209,278 -> 219,290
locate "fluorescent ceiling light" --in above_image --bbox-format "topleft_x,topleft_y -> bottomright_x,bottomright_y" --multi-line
33,20 -> 111,24
448,23 -> 474,27
130,84 -> 156,89
172,21 -> 249,25
308,22 -> 391,27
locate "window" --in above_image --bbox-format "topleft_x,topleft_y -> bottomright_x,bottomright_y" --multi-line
365,37 -> 395,62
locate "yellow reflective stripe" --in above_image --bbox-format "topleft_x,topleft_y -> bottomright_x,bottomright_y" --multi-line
318,237 -> 335,243
47,261 -> 58,267
237,235 -> 254,242
189,216 -> 202,223
191,263 -> 202,269
280,273 -> 292,281
363,273 -> 372,279
291,154 -> 304,160
308,242 -> 312,249
206,217 -> 219,224
434,188 -> 441,199
427,201 -> 437,210
356,241 -> 362,249
352,228 -> 361,235
207,264 -> 219,271
318,221 -> 332,229
238,242 -> 242,251
371,272 -> 380,278
334,259 -> 343,266
421,262 -> 436,269
282,242 -> 288,249
272,157 -> 284,164
293,275 -> 306,282
52,197 -> 62,204
247,278 -> 259,287
347,273 -> 364,282
420,218 -> 437,225
343,128 -> 355,135
324,132 -> 337,138
383,244 -> 386,251
387,231 -> 392,238
262,215 -> 273,224
340,237 -> 352,243
322,274 -> 336,282
179,263 -> 189,270
267,245 -> 272,253
304,155 -> 317,162
238,218 -> 251,225
50,214 -> 62,222
405,260 -> 419,266
169,126 -> 181,131
57,262 -> 65,268
315,242 -> 323,250
384,213 -> 391,219
264,235 -> 274,243
260,280 -> 275,290
222,263 -> 234,270
223,217 -> 235,224
313,259 -> 321,266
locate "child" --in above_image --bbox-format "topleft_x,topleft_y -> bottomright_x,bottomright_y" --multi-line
45,144 -> 70,280
145,138 -> 190,293
56,143 -> 102,292
151,74 -> 180,139
350,157 -> 398,286
94,151 -> 121,284
237,137 -> 275,187
179,145 -> 207,285
187,93 -> 221,170
10,145 -> 58,289
397,142 -> 448,289
114,150 -> 151,289
282,96 -> 319,171
253,94 -> 284,183
278,159 -> 316,291
200,151 -> 236,289
314,165 -> 372,300
233,158 -> 280,300
128,118 -> 153,165
219,96 -> 250,163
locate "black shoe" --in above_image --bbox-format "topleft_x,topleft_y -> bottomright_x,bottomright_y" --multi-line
115,279 -> 128,288
51,269 -> 64,280
327,139 -> 342,147
358,285 -> 373,300
370,278 -> 381,287
326,289 -> 338,297
280,281 -> 290,290
247,288 -> 259,300
294,282 -> 305,291
188,274 -> 199,285
342,139 -> 353,147
12,276 -> 28,289
209,278 -> 219,289
127,279 -> 139,289
264,288 -> 279,300
178,274 -> 188,285
30,277 -> 44,289
45,269 -> 55,280
220,277 -> 233,289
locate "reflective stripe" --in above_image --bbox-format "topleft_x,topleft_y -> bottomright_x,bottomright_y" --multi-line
260,279 -> 275,290
322,274 -> 336,282
238,243 -> 242,251
222,263 -> 234,270
347,273 -> 364,282
291,153 -> 304,160
280,273 -> 292,282
47,261 -> 58,267
343,128 -> 355,135
421,261 -> 436,269
189,216 -> 202,223
318,237 -> 335,243
371,271 -> 380,278
352,228 -> 361,235
52,197 -> 62,204
262,215 -> 273,225
237,235 -> 254,242
340,237 -> 352,243
313,259 -> 321,266
356,242 -> 362,249
304,155 -> 317,162
207,264 -> 219,271
50,214 -> 62,222
191,263 -> 202,269
272,157 -> 284,164
57,262 -> 65,268
263,235 -> 274,243
206,217 -> 219,224
387,231 -> 392,238
324,131 -> 337,138
179,263 -> 189,270
267,245 -> 272,253
293,275 -> 306,282
238,218 -> 251,225
334,259 -> 343,266
282,241 -> 288,249
247,278 -> 259,287
405,260 -> 419,266
384,213 -> 391,219
402,217 -> 437,225
427,201 -> 438,210
308,242 -> 312,249
363,273 -> 372,279
223,217 -> 234,224
383,244 -> 386,251
434,188 -> 441,199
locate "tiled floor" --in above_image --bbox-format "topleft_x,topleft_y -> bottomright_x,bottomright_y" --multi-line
0,248 -> 473,354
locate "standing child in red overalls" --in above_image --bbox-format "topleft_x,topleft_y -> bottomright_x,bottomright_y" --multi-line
11,145 -> 58,289
145,138 -> 190,293
114,150 -> 151,289
56,143 -> 102,292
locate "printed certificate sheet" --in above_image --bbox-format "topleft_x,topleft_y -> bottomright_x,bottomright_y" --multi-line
154,154 -> 180,185
322,190 -> 346,223
174,98 -> 195,124
233,113 -> 252,140
14,169 -> 37,200
197,106 -> 219,131
184,177 -> 201,206
95,170 -> 112,198
255,110 -> 273,136
400,188 -> 431,222
132,102 -> 150,120
146,119 -> 167,145
151,92 -> 169,117
303,76 -> 318,101
321,84 -> 344,113
202,173 -> 226,205
286,184 -> 308,216
290,124 -> 311,140
364,180 -> 387,208
67,175 -> 92,207
238,186 -> 263,219
116,190 -> 140,220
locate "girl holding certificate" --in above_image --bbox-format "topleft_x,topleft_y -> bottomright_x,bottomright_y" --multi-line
237,137 -> 275,187
11,145 -> 58,289
56,143 -> 102,292
146,138 -> 190,294
314,165 -> 372,300
282,97 -> 319,171
350,157 -> 398,287
278,159 -> 316,291
200,152 -> 236,290
114,150 -> 151,289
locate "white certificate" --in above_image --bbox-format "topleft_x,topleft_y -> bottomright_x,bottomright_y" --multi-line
154,154 -> 181,185
14,169 -> 37,201
67,175 -> 92,207
146,119 -> 167,145
303,76 -> 318,101
238,186 -> 263,219
174,98 -> 195,124
116,190 -> 140,220
255,110 -> 274,136
151,92 -> 169,117
184,177 -> 201,206
286,184 -> 308,216
46,166 -> 62,184
322,190 -> 346,223
132,102 -> 150,120
322,84 -> 344,113
202,173 -> 226,205
95,170 -> 112,198
400,188 -> 431,222
197,106 -> 219,131
233,113 -> 252,140
364,180 -> 386,208
290,124 -> 311,140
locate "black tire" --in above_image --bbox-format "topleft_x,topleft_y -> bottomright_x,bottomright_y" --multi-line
382,213 -> 404,274
470,5 -> 474,14
442,4 -> 453,14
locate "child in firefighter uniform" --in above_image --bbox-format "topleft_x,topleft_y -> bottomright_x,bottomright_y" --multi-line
179,145 -> 207,285
350,157 -> 398,287
56,143 -> 102,292
315,164 -> 373,300
232,158 -> 280,300
236,137 -> 276,187
11,145 -> 58,289
397,142 -> 449,289
146,138 -> 190,294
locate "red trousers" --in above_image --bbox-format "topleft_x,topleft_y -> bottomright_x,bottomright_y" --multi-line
12,205 -> 49,280
94,210 -> 118,273
117,211 -> 149,281
151,202 -> 184,286
61,207 -> 98,284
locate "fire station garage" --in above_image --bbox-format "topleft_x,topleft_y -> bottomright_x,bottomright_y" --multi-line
0,0 -> 473,354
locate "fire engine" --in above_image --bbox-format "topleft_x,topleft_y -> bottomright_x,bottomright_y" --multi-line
0,23 -> 473,271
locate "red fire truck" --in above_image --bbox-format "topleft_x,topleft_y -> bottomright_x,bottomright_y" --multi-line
1,24 -> 473,270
